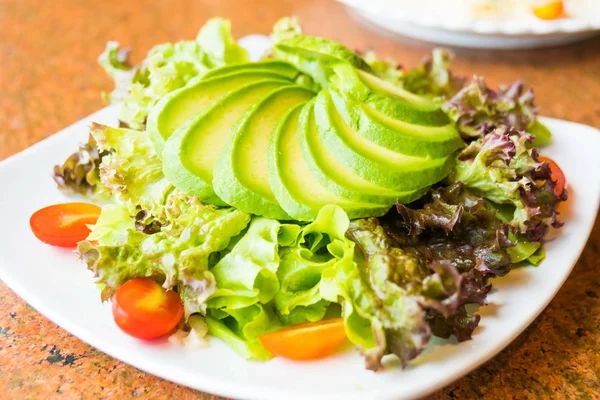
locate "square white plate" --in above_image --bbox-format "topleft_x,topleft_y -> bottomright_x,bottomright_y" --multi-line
1,37 -> 600,400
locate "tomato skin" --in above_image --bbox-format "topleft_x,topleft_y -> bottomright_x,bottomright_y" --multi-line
112,278 -> 184,340
30,202 -> 102,247
538,156 -> 566,197
533,1 -> 563,20
259,318 -> 346,361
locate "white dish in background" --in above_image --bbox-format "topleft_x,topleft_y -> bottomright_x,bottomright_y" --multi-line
1,36 -> 600,400
340,0 -> 600,49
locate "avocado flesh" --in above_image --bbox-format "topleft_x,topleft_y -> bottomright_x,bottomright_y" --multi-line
299,101 -> 427,204
213,86 -> 315,219
146,70 -> 295,154
330,63 -> 450,126
163,80 -> 292,203
329,89 -> 463,158
201,60 -> 300,81
273,35 -> 372,87
269,104 -> 391,221
180,80 -> 295,184
314,91 -> 455,191
163,129 -> 225,205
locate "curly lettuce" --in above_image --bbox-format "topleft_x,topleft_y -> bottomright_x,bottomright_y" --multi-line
53,134 -> 107,197
271,17 -> 303,42
99,18 -> 249,129
402,49 -> 465,99
78,193 -> 251,315
204,206 -> 350,360
442,76 -> 552,148
208,218 -> 284,311
320,183 -> 513,371
91,123 -> 175,221
450,129 -> 566,241
197,18 -> 249,67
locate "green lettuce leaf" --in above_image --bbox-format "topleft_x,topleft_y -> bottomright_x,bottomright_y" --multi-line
205,206 -> 354,359
402,49 -> 465,99
362,51 -> 403,84
208,218 -> 283,310
91,123 -> 174,220
275,205 -> 350,322
271,17 -> 303,42
98,42 -> 137,105
78,193 -> 251,315
206,304 -> 279,360
169,314 -> 209,348
196,18 -> 249,67
99,18 -> 247,129
506,233 -> 541,264
527,246 -> 546,266
273,34 -> 371,87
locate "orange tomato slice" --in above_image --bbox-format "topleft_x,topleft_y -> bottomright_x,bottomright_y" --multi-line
538,155 -> 566,196
259,318 -> 346,360
112,278 -> 184,340
533,1 -> 564,20
30,202 -> 102,247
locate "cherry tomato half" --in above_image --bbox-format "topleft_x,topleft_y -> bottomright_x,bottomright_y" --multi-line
112,278 -> 184,340
538,156 -> 566,197
259,318 -> 346,360
30,202 -> 102,247
532,1 -> 564,20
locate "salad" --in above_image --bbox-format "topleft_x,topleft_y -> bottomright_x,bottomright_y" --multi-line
30,17 -> 568,371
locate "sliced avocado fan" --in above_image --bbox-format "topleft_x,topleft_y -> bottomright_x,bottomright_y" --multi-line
329,63 -> 450,126
213,86 -> 315,219
147,69 -> 298,155
314,90 -> 457,191
163,79 -> 293,204
329,89 -> 463,158
268,104 -> 391,221
298,101 -> 428,204
153,36 -> 465,222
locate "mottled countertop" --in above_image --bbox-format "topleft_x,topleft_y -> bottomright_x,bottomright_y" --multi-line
1,0 -> 599,398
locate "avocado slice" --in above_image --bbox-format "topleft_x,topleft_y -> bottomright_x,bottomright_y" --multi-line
330,64 -> 450,126
273,35 -> 372,87
329,89 -> 463,158
299,101 -> 428,204
147,70 -> 295,154
201,60 -> 300,81
213,86 -> 315,219
268,104 -> 391,221
163,129 -> 226,206
314,90 -> 456,191
163,79 -> 293,203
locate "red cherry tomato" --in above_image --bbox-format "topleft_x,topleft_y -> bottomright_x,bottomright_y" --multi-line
538,156 -> 566,197
112,278 -> 184,340
259,318 -> 346,360
30,202 -> 102,247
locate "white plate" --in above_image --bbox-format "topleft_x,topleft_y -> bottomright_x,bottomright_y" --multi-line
1,36 -> 600,400
339,0 -> 600,48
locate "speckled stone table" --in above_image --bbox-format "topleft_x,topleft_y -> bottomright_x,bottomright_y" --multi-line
1,0 -> 599,398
